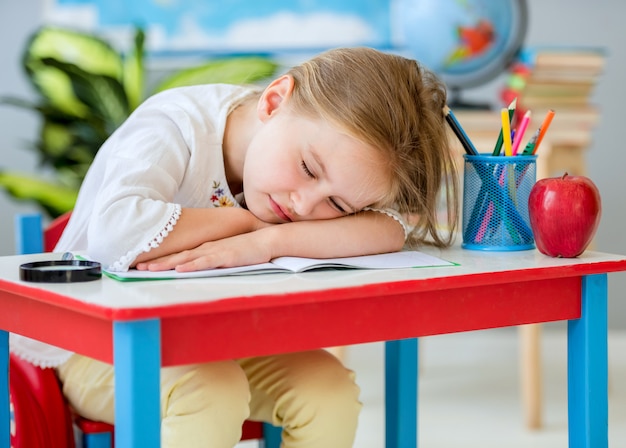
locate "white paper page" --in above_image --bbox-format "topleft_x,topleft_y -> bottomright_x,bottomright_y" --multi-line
103,251 -> 456,281
271,251 -> 456,272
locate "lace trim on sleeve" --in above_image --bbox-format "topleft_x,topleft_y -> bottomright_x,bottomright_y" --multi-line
108,204 -> 182,272
364,207 -> 409,240
9,334 -> 74,368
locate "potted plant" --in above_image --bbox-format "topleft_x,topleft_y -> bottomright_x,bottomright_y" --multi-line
0,26 -> 278,217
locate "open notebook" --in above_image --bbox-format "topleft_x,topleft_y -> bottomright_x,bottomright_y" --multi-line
103,250 -> 456,281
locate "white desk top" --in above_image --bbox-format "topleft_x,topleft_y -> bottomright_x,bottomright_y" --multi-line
2,244 -> 626,320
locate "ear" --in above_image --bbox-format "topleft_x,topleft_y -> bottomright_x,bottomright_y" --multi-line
257,75 -> 294,122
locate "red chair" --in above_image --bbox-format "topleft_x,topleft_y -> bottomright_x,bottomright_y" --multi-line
11,212 -> 281,448
9,353 -> 75,448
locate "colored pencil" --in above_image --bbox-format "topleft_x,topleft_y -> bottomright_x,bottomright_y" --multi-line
501,108 -> 513,157
492,98 -> 516,156
474,201 -> 495,243
532,109 -> 556,154
522,128 -> 540,155
444,105 -> 479,156
511,110 -> 531,155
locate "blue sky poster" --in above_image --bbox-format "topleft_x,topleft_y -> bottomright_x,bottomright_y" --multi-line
44,0 -> 392,56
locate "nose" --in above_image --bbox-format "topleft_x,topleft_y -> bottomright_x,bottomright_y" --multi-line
291,188 -> 323,218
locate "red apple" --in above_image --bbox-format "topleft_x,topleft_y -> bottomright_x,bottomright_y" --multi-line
528,173 -> 601,258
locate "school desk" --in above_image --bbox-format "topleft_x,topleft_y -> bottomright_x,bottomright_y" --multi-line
2,245 -> 626,448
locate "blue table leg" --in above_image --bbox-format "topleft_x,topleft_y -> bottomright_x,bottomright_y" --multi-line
114,319 -> 161,448
262,422 -> 282,448
568,274 -> 608,448
82,431 -> 113,448
385,338 -> 418,448
1,330 -> 8,448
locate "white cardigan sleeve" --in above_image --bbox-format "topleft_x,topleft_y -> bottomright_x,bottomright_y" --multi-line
56,85 -> 246,272
83,95 -> 199,271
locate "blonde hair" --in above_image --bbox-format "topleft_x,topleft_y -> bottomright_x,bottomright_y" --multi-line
285,47 -> 459,248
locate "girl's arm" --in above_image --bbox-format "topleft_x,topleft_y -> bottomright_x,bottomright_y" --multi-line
132,206 -> 267,265
262,210 -> 406,259
136,210 -> 405,272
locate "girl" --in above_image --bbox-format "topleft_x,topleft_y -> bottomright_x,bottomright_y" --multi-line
13,47 -> 459,447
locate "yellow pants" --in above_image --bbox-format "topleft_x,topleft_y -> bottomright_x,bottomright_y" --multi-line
57,350 -> 361,447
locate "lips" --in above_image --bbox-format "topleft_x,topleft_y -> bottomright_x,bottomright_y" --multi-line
269,197 -> 292,222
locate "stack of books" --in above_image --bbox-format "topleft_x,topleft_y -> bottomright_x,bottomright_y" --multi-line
500,46 -> 606,148
450,46 -> 605,155
502,47 -> 605,109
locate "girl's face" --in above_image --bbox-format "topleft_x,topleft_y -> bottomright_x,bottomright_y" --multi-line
242,81 -> 391,224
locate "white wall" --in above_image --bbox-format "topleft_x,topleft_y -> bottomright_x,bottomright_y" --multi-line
527,0 -> 626,330
0,0 -> 43,243
1,0 -> 625,327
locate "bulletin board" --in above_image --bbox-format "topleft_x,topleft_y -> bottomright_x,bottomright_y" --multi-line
44,0 -> 393,57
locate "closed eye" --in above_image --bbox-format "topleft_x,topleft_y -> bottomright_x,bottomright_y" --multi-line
329,197 -> 347,214
301,161 -> 315,179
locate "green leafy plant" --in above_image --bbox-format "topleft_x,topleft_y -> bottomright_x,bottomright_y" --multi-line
0,26 -> 279,217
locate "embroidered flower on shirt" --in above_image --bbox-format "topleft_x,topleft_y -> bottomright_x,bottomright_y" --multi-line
217,196 -> 234,207
210,181 -> 235,207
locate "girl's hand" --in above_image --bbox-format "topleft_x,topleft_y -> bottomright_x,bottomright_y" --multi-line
135,229 -> 276,272
130,207 -> 274,267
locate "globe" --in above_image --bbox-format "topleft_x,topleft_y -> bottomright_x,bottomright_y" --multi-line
395,0 -> 528,108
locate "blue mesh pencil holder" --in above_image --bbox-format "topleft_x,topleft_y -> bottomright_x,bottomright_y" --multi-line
462,154 -> 536,251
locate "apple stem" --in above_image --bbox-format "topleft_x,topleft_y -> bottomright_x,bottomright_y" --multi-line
562,172 -> 569,180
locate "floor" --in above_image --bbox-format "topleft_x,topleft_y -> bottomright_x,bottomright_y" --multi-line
237,326 -> 626,447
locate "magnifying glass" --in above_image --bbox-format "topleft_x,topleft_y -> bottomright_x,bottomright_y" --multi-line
20,253 -> 101,283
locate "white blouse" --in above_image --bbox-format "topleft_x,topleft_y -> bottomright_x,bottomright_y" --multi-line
55,84 -> 253,271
